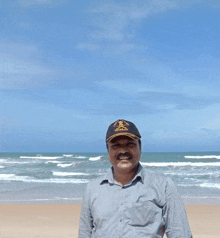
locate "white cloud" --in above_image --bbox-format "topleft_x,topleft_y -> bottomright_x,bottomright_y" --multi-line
18,0 -> 53,6
0,42 -> 52,89
205,0 -> 220,9
88,0 -> 179,42
2,42 -> 39,58
204,111 -> 220,130
109,43 -> 136,54
86,0 -> 220,47
17,0 -> 67,7
1,58 -> 49,75
18,22 -> 31,29
76,43 -> 100,51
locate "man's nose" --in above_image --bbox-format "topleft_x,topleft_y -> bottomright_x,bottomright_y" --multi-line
118,146 -> 128,153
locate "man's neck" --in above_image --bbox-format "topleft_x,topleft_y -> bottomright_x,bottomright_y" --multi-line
113,166 -> 138,186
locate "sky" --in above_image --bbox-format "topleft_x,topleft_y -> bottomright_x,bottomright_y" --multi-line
1,0 -> 220,152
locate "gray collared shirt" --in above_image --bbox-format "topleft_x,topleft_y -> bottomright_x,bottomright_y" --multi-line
78,164 -> 192,238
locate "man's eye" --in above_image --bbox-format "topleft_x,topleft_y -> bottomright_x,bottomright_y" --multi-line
112,144 -> 119,149
128,143 -> 135,148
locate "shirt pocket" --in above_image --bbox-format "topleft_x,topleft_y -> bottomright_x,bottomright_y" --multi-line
125,201 -> 160,227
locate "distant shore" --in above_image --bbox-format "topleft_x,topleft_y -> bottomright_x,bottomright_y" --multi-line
1,204 -> 220,238
2,195 -> 220,205
1,152 -> 220,204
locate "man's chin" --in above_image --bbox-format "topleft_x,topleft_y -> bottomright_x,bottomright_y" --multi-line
117,158 -> 131,161
116,161 -> 133,169
117,159 -> 131,164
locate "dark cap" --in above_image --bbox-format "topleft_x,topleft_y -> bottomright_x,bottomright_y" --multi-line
106,119 -> 141,142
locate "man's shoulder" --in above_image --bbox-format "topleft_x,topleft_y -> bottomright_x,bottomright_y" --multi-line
141,165 -> 173,187
86,169 -> 110,188
140,167 -> 179,202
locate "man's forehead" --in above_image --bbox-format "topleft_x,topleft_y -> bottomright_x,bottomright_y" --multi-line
109,135 -> 137,143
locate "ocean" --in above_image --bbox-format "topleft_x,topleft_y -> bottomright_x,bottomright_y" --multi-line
1,152 -> 220,204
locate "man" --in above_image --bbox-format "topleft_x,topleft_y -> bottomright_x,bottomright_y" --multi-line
79,119 -> 192,238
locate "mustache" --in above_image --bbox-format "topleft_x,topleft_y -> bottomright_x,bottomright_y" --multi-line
117,152 -> 132,160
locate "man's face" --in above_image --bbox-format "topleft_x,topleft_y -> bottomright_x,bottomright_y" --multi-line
107,135 -> 141,174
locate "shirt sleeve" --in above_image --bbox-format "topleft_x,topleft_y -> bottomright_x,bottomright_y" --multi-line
162,178 -> 193,238
78,184 -> 93,238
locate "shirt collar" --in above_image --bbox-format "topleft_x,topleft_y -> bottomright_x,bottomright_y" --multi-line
100,167 -> 114,184
100,163 -> 144,185
133,163 -> 144,184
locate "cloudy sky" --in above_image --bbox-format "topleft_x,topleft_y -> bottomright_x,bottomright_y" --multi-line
1,0 -> 220,152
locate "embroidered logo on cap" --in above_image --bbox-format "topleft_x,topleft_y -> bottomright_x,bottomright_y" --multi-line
113,120 -> 129,132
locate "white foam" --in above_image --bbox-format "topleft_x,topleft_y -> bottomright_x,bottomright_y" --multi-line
45,161 -> 62,164
0,166 -> 5,168
141,162 -> 220,167
57,163 -> 77,168
0,173 -> 15,178
164,171 -> 220,177
20,155 -> 63,160
0,159 -> 7,163
37,178 -> 89,184
177,183 -> 220,189
0,173 -> 89,184
0,173 -> 30,181
59,179 -> 88,183
200,183 -> 220,189
74,155 -> 87,159
184,155 -> 220,159
62,154 -> 74,158
53,172 -> 90,176
2,161 -> 29,164
0,197 -> 82,203
89,156 -> 103,161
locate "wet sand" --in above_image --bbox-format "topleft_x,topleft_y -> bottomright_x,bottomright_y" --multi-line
1,204 -> 220,237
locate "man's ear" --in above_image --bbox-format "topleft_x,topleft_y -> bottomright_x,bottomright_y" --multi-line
138,139 -> 142,151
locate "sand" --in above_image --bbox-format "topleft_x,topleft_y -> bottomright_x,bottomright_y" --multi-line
1,204 -> 220,238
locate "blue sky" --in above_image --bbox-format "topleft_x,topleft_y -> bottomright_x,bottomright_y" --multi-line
1,0 -> 220,152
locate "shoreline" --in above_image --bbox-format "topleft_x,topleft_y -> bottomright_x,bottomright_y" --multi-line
1,204 -> 220,238
1,196 -> 220,205
183,196 -> 220,205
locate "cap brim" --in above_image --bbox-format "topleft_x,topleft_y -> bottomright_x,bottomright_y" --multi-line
106,133 -> 140,142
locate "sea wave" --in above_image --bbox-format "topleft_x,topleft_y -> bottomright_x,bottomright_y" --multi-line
74,155 -> 87,159
0,173 -> 30,181
45,161 -> 62,164
20,155 -> 63,159
53,172 -> 90,176
164,171 -> 220,177
200,183 -> 220,189
0,197 -> 82,203
184,155 -> 220,159
141,162 -> 220,167
0,159 -> 7,163
0,160 -> 29,164
30,178 -> 89,184
0,173 -> 89,183
89,156 -> 103,161
57,163 -> 78,168
62,154 -> 74,158
178,183 -> 220,189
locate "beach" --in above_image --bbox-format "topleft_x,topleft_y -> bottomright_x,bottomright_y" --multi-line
1,152 -> 220,237
1,152 -> 220,203
1,204 -> 220,238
